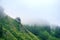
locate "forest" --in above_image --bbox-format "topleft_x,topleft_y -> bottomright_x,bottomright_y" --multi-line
0,6 -> 60,40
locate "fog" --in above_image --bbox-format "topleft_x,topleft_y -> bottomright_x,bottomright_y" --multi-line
0,0 -> 60,26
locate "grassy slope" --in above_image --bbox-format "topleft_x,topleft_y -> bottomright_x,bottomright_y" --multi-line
0,16 -> 40,40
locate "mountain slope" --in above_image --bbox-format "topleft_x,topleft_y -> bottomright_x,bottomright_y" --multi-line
0,15 -> 40,40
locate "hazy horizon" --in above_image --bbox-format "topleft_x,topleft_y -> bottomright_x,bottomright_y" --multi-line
0,0 -> 60,26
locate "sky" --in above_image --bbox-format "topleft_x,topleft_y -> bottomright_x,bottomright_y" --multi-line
0,0 -> 60,25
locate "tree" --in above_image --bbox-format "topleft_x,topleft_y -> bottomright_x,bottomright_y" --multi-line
15,17 -> 21,24
0,6 -> 6,18
15,17 -> 21,31
0,23 -> 3,37
54,26 -> 60,38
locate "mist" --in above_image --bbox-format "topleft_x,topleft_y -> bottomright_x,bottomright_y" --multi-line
0,0 -> 60,26
0,0 -> 60,40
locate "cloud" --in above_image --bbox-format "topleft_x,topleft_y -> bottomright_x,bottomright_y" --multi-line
1,0 -> 60,26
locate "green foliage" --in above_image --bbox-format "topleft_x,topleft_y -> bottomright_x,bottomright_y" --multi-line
54,27 -> 60,38
0,23 -> 3,37
0,16 -> 39,40
25,25 -> 60,40
0,13 -> 60,40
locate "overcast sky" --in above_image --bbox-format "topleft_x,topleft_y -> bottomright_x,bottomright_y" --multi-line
0,0 -> 60,25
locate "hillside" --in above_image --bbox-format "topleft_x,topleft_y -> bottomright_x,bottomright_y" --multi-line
25,25 -> 60,40
0,14 -> 40,40
0,7 -> 60,40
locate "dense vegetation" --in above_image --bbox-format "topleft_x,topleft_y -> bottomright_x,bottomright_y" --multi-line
0,7 -> 39,40
25,25 -> 60,40
0,7 -> 60,40
0,16 -> 40,40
